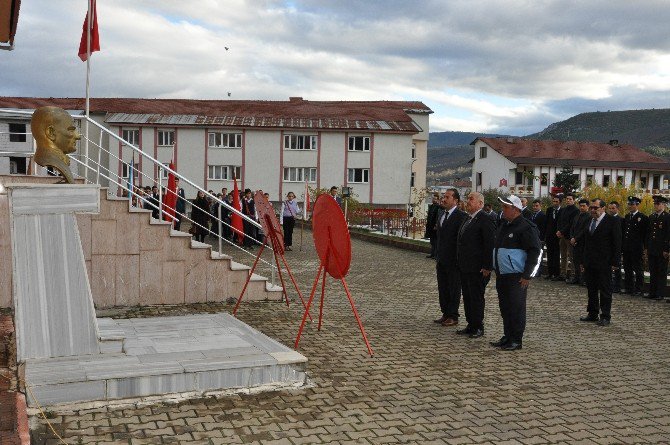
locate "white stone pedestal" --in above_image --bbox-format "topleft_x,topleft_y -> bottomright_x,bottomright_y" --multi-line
8,184 -> 101,361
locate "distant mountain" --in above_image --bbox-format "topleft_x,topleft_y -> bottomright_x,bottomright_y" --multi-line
426,109 -> 670,185
428,131 -> 506,148
527,108 -> 670,149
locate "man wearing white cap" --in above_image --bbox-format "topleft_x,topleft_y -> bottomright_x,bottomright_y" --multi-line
491,194 -> 542,351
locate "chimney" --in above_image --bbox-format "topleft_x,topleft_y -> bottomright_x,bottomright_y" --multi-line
608,139 -> 619,147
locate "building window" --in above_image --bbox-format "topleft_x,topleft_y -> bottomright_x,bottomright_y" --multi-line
586,174 -> 594,185
157,130 -> 174,146
653,175 -> 661,190
122,129 -> 140,146
284,134 -> 317,150
515,171 -> 523,185
208,132 -> 242,148
411,143 -> 416,159
410,172 -> 415,187
207,165 -> 242,180
121,162 -> 140,179
603,175 -> 610,187
540,173 -> 548,186
617,175 -> 624,186
348,136 -> 370,152
476,172 -> 482,187
348,168 -> 369,183
8,123 -> 27,143
479,146 -> 487,159
283,167 -> 317,182
9,157 -> 27,174
640,176 -> 648,189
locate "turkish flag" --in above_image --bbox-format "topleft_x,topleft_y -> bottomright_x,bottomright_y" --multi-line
163,162 -> 177,224
231,172 -> 245,244
499,178 -> 508,187
78,0 -> 100,61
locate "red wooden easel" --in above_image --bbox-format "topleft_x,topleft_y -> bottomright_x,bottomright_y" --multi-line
294,195 -> 373,356
232,191 -> 311,319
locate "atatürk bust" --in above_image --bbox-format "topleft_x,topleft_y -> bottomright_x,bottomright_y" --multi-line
31,106 -> 81,184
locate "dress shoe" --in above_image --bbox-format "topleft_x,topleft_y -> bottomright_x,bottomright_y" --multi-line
441,318 -> 458,327
426,254 -> 435,259
468,329 -> 484,338
433,315 -> 447,324
490,336 -> 508,347
566,278 -> 579,284
651,295 -> 664,301
456,327 -> 473,335
501,341 -> 522,351
552,275 -> 565,281
597,318 -> 611,326
580,315 -> 598,322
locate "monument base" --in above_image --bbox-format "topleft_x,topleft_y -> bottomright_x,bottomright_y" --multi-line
24,313 -> 307,407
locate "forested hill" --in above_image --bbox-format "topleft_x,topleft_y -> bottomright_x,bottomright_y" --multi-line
526,108 -> 670,149
428,131 -> 506,148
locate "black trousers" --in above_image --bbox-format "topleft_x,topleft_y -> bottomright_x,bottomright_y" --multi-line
572,245 -> 584,281
495,273 -> 527,343
584,266 -> 613,320
429,233 -> 437,257
174,214 -> 182,231
283,216 -> 295,247
436,262 -> 461,319
648,254 -> 669,298
546,237 -> 560,277
243,220 -> 256,246
623,249 -> 644,292
460,271 -> 489,330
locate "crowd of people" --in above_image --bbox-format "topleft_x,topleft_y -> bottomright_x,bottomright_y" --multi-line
130,182 -> 347,251
425,190 -> 670,351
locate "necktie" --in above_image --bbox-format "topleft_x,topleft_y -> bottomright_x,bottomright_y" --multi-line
460,215 -> 472,236
589,218 -> 596,234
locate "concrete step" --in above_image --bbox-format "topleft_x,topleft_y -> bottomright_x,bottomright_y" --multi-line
24,314 -> 307,407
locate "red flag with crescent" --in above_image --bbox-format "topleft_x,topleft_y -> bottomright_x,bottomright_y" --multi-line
163,162 -> 177,223
231,172 -> 245,244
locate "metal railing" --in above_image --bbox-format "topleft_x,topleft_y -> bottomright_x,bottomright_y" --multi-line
0,109 -> 278,284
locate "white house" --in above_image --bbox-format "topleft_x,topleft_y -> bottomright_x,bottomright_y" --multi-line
0,97 -> 432,208
471,137 -> 670,197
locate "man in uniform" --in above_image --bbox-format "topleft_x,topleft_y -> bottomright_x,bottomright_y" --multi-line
608,201 -> 624,293
580,198 -> 622,326
622,196 -> 648,296
544,195 -> 562,280
568,199 -> 591,285
645,196 -> 670,301
491,195 -> 541,351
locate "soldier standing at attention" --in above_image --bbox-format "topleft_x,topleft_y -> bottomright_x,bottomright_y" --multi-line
622,197 -> 648,296
645,196 -> 670,301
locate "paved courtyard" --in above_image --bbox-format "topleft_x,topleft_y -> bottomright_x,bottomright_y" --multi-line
31,236 -> 670,444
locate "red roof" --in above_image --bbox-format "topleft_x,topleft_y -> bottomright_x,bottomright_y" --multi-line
475,137 -> 670,171
0,97 -> 432,132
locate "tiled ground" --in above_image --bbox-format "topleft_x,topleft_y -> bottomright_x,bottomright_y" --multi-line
31,237 -> 670,444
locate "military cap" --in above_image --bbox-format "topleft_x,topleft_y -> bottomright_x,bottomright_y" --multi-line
652,195 -> 668,204
627,196 -> 642,205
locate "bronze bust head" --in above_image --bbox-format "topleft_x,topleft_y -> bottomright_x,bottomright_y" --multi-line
31,106 -> 81,184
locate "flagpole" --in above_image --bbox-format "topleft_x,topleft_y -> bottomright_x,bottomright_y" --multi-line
84,0 -> 92,182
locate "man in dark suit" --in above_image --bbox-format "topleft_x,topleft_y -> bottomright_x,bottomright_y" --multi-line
147,185 -> 160,219
242,188 -> 257,247
556,193 -> 579,281
456,192 -> 495,338
622,196 -> 648,295
520,197 -> 533,220
425,193 -> 441,259
530,199 -> 546,276
645,196 -> 670,301
567,199 -> 591,285
434,189 -> 468,327
580,198 -> 622,326
544,195 -> 562,279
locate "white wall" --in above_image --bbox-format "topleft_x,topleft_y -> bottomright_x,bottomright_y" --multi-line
470,140 -> 516,192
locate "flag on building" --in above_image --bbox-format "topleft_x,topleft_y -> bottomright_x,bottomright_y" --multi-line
499,178 -> 508,187
163,162 -> 177,224
303,181 -> 310,220
231,172 -> 244,244
78,0 -> 100,61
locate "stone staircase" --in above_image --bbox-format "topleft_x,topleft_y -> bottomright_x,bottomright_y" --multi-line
77,188 -> 282,309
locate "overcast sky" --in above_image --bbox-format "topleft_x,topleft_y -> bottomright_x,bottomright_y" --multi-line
2,0 -> 669,135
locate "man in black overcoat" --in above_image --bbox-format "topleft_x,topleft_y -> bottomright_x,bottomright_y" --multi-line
622,196 -> 648,295
579,198 -> 622,326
